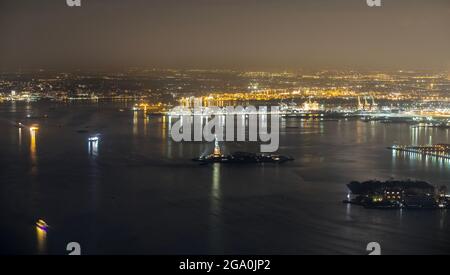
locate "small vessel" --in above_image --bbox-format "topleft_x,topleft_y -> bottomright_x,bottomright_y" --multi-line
15,122 -> 25,128
88,135 -> 100,142
30,126 -> 39,132
36,219 -> 49,231
193,137 -> 294,164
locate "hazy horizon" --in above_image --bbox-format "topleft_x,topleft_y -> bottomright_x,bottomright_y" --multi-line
1,0 -> 449,71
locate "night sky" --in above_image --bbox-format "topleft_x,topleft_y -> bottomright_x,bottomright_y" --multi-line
0,0 -> 449,70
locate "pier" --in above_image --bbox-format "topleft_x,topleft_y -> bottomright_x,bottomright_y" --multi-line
390,144 -> 450,160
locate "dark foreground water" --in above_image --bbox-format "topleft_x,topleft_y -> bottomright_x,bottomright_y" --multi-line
0,101 -> 449,255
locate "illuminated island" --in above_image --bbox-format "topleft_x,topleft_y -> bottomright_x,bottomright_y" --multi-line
193,138 -> 294,165
343,180 -> 449,209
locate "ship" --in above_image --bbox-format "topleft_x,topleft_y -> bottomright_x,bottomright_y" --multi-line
15,122 -> 25,128
36,219 -> 49,231
192,137 -> 294,164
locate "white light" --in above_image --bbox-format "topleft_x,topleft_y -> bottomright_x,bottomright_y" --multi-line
88,136 -> 99,142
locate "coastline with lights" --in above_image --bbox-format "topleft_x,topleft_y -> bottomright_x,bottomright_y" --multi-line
389,144 -> 450,160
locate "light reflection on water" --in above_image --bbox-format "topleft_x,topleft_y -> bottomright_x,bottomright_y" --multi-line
392,150 -> 450,170
30,128 -> 38,175
144,115 -> 149,136
18,128 -> 22,148
36,227 -> 47,255
345,203 -> 352,221
209,163 -> 223,252
88,140 -> 99,157
133,111 -> 138,136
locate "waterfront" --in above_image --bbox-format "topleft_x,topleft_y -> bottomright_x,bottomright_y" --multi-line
0,102 -> 449,255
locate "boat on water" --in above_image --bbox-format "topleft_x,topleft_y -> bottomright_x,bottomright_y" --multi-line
192,137 -> 294,164
15,122 -> 25,128
36,219 -> 49,231
88,135 -> 100,142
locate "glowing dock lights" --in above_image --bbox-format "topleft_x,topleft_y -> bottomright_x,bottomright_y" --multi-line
390,144 -> 450,160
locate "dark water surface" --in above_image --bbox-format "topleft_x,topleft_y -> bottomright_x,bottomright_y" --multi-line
0,102 -> 449,255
